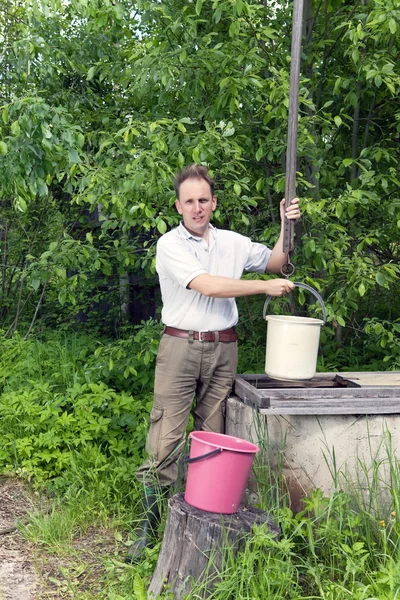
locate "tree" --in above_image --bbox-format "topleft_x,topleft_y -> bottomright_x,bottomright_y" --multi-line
0,0 -> 399,368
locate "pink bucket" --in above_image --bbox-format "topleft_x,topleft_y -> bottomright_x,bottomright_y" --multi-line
184,431 -> 259,514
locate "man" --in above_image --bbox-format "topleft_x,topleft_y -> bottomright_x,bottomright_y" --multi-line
126,164 -> 300,562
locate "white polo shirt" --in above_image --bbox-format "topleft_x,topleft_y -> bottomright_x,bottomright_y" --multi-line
156,222 -> 272,331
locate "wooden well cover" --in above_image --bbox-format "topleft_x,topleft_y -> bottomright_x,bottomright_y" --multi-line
233,372 -> 400,414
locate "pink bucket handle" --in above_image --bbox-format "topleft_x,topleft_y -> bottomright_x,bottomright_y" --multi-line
185,448 -> 223,463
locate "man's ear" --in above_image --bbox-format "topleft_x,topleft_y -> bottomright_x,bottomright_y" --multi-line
175,198 -> 183,214
212,195 -> 217,211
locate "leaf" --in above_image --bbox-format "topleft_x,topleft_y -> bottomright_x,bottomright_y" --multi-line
179,49 -> 187,63
2,107 -> 9,124
222,127 -> 235,137
334,116 -> 342,127
31,278 -> 41,291
58,291 -> 66,306
244,63 -> 252,76
192,147 -> 200,163
87,66 -> 96,81
374,74 -> 382,88
77,133 -> 85,148
335,202 -> 343,218
386,81 -> 395,94
389,18 -> 397,34
348,204 -> 356,218
0,141 -> 8,155
358,282 -> 366,297
133,575 -> 147,600
157,219 -> 167,234
11,121 -> 21,135
41,124 -> 52,138
15,197 -> 27,212
233,183 -> 241,195
375,272 -> 386,286
255,146 -> 264,161
68,148 -> 80,163
195,0 -> 203,15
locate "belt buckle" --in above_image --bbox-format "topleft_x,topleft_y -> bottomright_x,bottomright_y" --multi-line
198,330 -> 208,342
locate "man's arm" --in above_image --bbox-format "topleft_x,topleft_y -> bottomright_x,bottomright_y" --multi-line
188,274 -> 294,297
188,197 -> 300,297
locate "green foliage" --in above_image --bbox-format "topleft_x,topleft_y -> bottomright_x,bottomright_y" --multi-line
0,321 -> 161,481
186,487 -> 400,600
1,0 -> 399,360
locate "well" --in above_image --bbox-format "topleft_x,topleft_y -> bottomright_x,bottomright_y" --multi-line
226,371 -> 400,512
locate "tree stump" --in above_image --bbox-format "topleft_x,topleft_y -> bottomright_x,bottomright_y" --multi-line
148,493 -> 279,599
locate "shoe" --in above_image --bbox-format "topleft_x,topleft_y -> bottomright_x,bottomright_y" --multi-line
125,487 -> 169,563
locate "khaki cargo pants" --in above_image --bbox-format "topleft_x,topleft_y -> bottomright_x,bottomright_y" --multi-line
136,333 -> 238,487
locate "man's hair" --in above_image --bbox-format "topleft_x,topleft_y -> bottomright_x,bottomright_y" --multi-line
174,164 -> 215,199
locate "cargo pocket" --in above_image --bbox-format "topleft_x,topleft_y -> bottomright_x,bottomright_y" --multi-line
146,406 -> 164,457
155,335 -> 171,368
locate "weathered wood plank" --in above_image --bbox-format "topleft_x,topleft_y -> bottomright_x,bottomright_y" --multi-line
259,407 -> 400,415
256,397 -> 400,414
148,493 -> 279,600
234,373 -> 400,412
236,372 -> 400,388
336,372 -> 400,387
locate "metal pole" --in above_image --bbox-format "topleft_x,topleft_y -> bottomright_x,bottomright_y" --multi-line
283,0 -> 304,260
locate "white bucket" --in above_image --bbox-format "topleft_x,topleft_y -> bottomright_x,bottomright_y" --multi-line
263,283 -> 326,381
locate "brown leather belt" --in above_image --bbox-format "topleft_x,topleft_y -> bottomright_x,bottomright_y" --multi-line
163,326 -> 237,343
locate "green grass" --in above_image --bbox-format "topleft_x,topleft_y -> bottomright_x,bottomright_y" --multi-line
9,416 -> 400,599
1,329 -> 400,598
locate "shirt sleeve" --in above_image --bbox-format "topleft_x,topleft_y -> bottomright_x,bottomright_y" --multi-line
244,240 -> 272,273
156,234 -> 207,289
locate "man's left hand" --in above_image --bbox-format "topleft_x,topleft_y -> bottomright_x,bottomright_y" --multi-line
280,197 -> 300,222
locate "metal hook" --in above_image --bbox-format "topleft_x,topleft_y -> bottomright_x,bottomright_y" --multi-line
280,260 -> 295,278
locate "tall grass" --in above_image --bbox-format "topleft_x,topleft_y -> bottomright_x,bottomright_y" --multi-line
14,416 -> 400,599
3,329 -> 400,598
186,416 -> 400,600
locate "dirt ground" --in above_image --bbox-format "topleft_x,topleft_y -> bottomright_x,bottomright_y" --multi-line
0,477 -> 122,600
0,477 -> 39,599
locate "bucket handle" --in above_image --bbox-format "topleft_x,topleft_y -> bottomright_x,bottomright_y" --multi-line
263,282 -> 326,324
184,448 -> 223,464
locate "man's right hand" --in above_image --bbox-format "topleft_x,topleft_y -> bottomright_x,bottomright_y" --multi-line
265,279 -> 295,296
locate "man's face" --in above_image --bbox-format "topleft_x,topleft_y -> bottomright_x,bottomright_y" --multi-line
175,177 -> 217,239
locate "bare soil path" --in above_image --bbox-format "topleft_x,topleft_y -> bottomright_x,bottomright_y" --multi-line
0,477 -> 123,600
0,477 -> 39,600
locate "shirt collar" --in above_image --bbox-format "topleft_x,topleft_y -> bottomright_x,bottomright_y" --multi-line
178,221 -> 216,242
